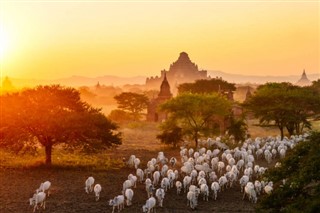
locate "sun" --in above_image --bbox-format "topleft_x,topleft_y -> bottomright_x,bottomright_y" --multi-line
0,28 -> 9,58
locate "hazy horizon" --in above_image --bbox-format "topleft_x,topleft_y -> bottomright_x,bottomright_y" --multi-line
1,1 -> 319,80
3,69 -> 319,89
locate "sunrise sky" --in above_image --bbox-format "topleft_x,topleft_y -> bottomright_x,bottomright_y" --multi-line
0,0 -> 319,80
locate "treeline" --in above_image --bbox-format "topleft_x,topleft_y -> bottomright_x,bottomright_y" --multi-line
1,78 -> 319,165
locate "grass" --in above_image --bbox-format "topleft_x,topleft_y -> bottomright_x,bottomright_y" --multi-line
0,148 -> 124,171
311,119 -> 320,130
1,119 -> 319,170
0,150 -> 44,169
247,119 -> 281,139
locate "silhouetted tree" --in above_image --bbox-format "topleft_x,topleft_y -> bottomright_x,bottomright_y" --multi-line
157,120 -> 183,148
159,93 -> 232,147
227,115 -> 248,143
0,85 -> 122,165
114,92 -> 149,121
243,82 -> 320,139
178,78 -> 236,94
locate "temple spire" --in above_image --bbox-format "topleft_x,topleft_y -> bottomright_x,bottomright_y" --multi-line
158,72 -> 172,98
296,69 -> 311,86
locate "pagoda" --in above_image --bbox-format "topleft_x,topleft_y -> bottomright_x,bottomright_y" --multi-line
145,52 -> 210,94
147,73 -> 172,122
296,70 -> 312,86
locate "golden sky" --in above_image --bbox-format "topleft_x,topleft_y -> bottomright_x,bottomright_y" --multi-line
0,1 -> 319,79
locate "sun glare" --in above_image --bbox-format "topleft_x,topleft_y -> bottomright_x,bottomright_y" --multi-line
0,28 -> 9,58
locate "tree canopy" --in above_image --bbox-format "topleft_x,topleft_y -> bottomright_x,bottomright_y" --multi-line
158,93 -> 232,147
156,120 -> 183,148
0,85 -> 122,165
227,115 -> 248,143
114,92 -> 149,121
243,82 -> 320,139
258,131 -> 320,213
177,78 -> 236,94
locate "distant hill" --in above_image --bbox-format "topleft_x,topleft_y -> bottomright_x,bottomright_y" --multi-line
207,70 -> 319,84
8,71 -> 320,88
10,75 -> 147,88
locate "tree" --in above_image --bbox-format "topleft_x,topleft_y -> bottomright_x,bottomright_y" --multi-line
243,82 -> 320,139
177,78 -> 236,94
156,120 -> 183,148
0,85 -> 122,165
310,79 -> 320,120
114,92 -> 149,121
310,79 -> 320,94
159,93 -> 232,147
258,131 -> 320,213
108,109 -> 132,123
227,115 -> 248,143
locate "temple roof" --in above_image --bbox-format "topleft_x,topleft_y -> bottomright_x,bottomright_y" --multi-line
169,52 -> 199,73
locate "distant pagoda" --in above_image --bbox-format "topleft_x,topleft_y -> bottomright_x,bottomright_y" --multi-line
296,70 -> 312,86
147,73 -> 173,122
145,52 -> 210,94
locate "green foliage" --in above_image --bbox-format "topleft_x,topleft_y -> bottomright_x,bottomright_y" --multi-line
243,82 -> 320,139
178,78 -> 236,94
157,120 -> 183,148
0,85 -> 122,165
114,92 -> 149,121
258,131 -> 320,213
310,79 -> 320,115
311,79 -> 320,93
227,115 -> 248,143
159,93 -> 232,147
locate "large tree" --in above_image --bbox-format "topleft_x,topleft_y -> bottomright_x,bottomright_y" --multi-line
243,82 -> 320,139
159,93 -> 232,147
0,85 -> 122,165
258,131 -> 320,213
177,78 -> 236,94
114,92 -> 149,121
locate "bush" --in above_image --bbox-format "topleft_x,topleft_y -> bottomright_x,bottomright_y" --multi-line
108,109 -> 132,122
257,131 -> 320,213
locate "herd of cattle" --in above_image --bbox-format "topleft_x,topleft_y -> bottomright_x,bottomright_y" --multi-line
29,134 -> 309,212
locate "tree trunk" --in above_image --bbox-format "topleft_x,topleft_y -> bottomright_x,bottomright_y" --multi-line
296,122 -> 302,135
45,144 -> 52,165
194,132 -> 198,148
280,127 -> 284,140
285,121 -> 294,136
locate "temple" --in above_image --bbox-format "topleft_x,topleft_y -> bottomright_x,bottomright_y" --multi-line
147,73 -> 173,122
145,52 -> 210,94
296,70 -> 312,86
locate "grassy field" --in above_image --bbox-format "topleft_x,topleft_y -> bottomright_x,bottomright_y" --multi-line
1,118 -> 319,169
1,119 -> 318,213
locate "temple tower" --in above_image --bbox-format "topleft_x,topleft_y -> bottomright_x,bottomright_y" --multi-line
147,73 -> 173,122
296,70 -> 311,86
158,72 -> 172,100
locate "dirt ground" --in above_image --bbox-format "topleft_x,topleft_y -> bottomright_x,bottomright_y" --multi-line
0,150 -> 258,213
0,124 -> 262,213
